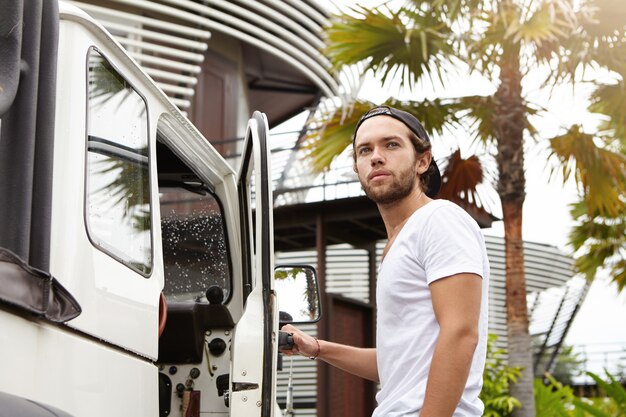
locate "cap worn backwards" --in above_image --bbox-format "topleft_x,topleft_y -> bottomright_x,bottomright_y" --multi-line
353,106 -> 441,198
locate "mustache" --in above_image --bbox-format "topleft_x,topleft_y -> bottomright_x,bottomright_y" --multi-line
367,169 -> 392,181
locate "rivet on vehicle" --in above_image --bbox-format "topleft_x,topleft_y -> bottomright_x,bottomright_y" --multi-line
242,396 -> 247,402
256,401 -> 262,407
242,371 -> 247,376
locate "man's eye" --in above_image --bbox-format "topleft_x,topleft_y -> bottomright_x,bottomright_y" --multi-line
387,142 -> 399,148
358,147 -> 370,155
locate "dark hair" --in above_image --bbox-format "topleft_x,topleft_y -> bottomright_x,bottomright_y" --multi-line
407,131 -> 436,194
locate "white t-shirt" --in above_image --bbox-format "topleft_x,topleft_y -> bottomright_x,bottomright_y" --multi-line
373,200 -> 490,417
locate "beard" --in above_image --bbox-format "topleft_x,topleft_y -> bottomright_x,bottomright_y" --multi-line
360,164 -> 418,205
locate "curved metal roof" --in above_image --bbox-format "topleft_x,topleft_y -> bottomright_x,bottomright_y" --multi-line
69,0 -> 341,114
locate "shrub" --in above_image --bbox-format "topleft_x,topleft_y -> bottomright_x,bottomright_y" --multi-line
481,334 -> 523,417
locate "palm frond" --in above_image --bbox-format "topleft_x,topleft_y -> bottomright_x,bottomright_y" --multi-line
459,95 -> 498,143
543,0 -> 626,85
569,197 -> 626,288
455,95 -> 539,144
465,7 -> 521,75
437,149 -> 498,222
548,125 -> 626,217
303,101 -> 374,172
405,0 -> 484,18
514,2 -> 568,45
438,149 -> 484,199
589,81 -> 626,142
87,146 -> 151,233
580,0 -> 626,40
386,97 -> 464,137
304,98 -> 465,172
324,5 -> 455,87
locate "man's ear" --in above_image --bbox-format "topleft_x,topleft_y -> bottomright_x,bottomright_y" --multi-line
416,151 -> 432,174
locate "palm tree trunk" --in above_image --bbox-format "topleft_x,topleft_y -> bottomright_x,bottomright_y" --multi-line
494,5 -> 536,414
502,202 -> 535,417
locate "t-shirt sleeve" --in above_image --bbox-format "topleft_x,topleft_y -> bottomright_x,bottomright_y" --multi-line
416,204 -> 485,285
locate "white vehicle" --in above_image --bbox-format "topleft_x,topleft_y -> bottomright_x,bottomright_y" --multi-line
0,1 -> 320,416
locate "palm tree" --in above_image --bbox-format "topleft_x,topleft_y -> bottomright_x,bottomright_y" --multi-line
305,1 -> 626,416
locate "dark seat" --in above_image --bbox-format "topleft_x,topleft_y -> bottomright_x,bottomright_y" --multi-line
158,301 -> 234,364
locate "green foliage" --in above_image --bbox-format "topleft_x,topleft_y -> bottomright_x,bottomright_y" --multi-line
549,126 -> 626,219
385,97 -> 464,139
304,98 -> 463,172
551,346 -> 587,387
456,95 -> 540,144
534,375 -> 573,417
548,108 -> 626,290
274,267 -> 305,280
568,198 -> 626,289
589,83 -> 626,142
324,5 -> 454,87
481,334 -> 522,417
578,371 -> 626,416
536,370 -> 626,417
303,100 -> 373,172
573,397 -> 619,417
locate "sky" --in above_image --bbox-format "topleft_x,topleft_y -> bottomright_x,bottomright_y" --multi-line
312,0 -> 626,366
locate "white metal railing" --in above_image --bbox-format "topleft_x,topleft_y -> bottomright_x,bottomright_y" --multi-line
570,342 -> 626,385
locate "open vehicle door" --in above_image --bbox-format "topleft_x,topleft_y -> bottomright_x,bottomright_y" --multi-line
231,111 -> 277,417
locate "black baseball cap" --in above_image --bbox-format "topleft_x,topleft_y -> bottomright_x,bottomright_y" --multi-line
353,105 -> 441,198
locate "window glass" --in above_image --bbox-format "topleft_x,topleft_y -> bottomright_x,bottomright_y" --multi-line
85,49 -> 152,275
160,185 -> 231,302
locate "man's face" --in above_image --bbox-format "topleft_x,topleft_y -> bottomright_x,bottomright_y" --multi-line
353,116 -> 429,205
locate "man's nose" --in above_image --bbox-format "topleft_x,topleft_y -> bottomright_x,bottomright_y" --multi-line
370,146 -> 385,165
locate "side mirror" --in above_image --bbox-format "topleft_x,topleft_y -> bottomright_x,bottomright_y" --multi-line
274,265 -> 321,325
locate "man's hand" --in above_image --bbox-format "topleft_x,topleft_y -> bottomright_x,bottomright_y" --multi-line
279,324 -> 379,382
280,324 -> 319,358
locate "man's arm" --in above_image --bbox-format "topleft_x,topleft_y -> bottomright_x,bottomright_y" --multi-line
420,273 -> 482,417
280,324 -> 379,382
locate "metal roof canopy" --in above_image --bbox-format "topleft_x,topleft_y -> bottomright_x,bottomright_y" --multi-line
273,196 -> 384,252
273,195 -> 497,253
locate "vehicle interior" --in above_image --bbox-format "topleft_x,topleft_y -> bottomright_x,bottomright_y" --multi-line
155,133 -> 236,415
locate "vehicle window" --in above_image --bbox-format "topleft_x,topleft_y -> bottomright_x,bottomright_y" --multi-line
160,184 -> 231,302
85,48 -> 152,276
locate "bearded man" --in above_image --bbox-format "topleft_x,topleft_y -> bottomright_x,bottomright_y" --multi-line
282,106 -> 490,417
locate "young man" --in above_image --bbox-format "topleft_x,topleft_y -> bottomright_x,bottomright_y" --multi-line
282,106 -> 490,417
